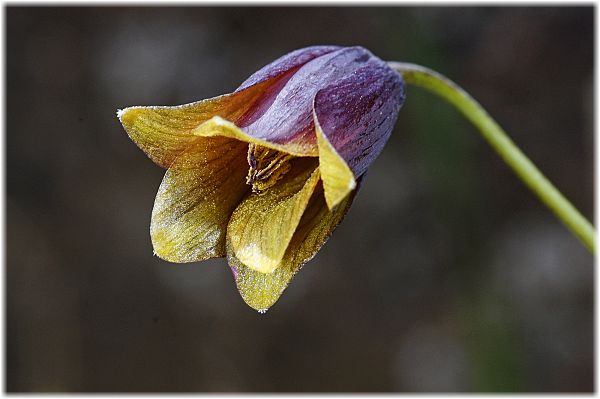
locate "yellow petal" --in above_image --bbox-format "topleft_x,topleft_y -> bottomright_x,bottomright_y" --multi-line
151,136 -> 249,262
118,81 -> 270,168
228,183 -> 356,312
192,116 -> 318,157
313,111 -> 356,210
227,158 -> 320,273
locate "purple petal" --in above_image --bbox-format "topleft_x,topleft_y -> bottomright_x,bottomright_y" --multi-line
313,54 -> 405,178
239,47 -> 387,151
236,45 -> 341,91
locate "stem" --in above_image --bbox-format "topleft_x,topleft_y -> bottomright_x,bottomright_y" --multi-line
389,62 -> 595,254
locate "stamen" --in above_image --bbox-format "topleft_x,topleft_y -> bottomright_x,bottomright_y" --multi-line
246,144 -> 294,194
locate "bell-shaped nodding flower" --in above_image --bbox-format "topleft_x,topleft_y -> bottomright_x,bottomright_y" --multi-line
118,45 -> 406,312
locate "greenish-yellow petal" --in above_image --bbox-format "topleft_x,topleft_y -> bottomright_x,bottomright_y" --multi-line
192,116 -> 318,157
314,111 -> 356,210
227,158 -> 320,273
151,136 -> 249,262
228,182 -> 356,312
118,81 -> 269,168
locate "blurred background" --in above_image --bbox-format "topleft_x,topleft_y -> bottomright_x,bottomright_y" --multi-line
6,6 -> 594,392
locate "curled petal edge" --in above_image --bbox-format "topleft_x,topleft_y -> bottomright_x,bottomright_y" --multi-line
313,110 -> 357,210
192,116 -> 318,157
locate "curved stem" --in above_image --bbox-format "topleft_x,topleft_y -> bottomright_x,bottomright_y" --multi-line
389,61 -> 595,254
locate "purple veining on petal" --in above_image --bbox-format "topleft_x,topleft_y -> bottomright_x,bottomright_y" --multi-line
314,57 -> 405,178
236,45 -> 341,91
235,68 -> 298,128
240,46 -> 384,147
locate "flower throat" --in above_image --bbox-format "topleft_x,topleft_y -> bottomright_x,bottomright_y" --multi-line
246,144 -> 294,194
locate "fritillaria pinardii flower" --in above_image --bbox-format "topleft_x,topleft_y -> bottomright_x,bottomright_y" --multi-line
118,46 -> 405,312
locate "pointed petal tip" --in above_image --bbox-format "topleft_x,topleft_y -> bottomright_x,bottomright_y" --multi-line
116,106 -> 129,122
323,176 -> 356,210
117,106 -> 143,128
227,244 -> 290,313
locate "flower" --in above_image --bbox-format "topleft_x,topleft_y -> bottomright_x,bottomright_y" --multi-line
118,45 -> 405,312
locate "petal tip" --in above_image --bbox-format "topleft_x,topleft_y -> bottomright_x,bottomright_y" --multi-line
227,245 -> 289,313
117,106 -> 142,129
150,234 -> 181,263
348,178 -> 357,190
323,176 -> 356,210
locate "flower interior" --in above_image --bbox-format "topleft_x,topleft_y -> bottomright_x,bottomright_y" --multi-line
246,144 -> 295,194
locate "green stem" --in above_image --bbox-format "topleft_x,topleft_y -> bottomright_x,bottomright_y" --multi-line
389,62 -> 595,254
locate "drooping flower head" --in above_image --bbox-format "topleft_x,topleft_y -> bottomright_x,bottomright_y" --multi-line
118,46 -> 405,312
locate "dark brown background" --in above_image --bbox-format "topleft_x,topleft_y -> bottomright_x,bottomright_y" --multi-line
7,6 -> 594,392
